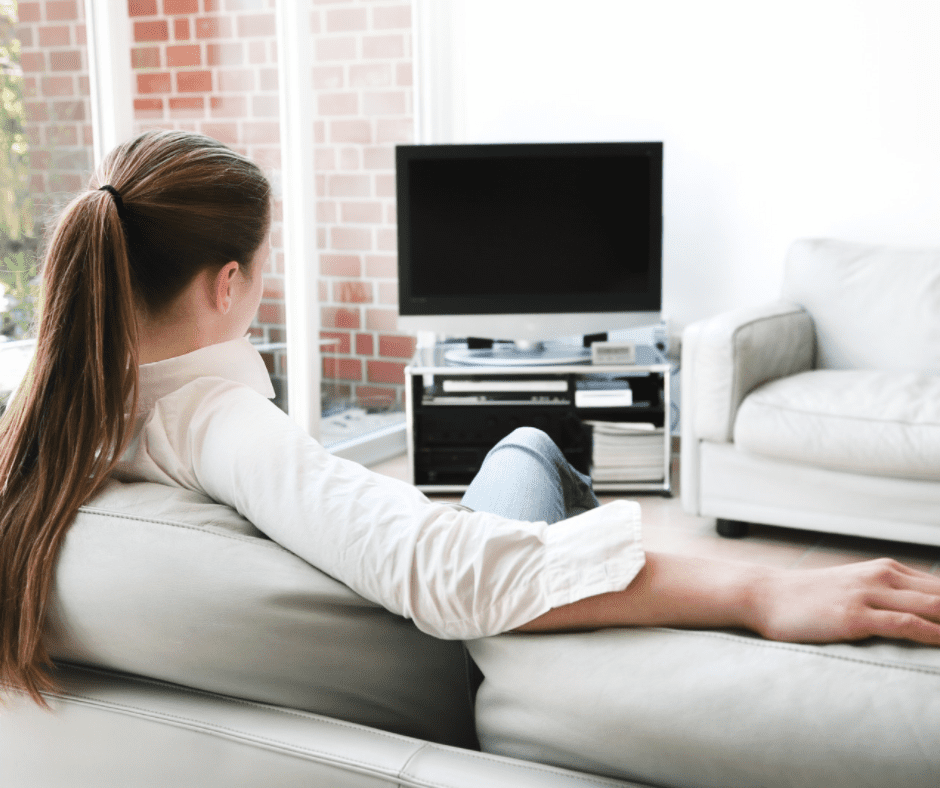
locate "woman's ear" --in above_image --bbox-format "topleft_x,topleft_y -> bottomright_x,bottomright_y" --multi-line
213,261 -> 241,314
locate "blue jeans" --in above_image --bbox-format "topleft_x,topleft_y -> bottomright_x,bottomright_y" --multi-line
461,426 -> 599,524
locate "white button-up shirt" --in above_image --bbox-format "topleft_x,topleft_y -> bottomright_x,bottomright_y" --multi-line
114,337 -> 645,639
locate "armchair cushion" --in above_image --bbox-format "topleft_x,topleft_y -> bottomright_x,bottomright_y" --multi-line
782,238 -> 940,373
735,370 -> 940,481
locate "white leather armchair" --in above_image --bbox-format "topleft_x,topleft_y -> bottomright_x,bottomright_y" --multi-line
681,238 -> 940,543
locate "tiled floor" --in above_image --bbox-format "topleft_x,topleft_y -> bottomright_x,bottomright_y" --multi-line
370,452 -> 940,575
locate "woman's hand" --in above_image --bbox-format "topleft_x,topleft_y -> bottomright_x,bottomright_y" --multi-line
517,552 -> 940,647
747,558 -> 940,645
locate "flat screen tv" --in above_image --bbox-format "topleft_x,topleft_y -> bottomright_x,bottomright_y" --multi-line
396,141 -> 663,359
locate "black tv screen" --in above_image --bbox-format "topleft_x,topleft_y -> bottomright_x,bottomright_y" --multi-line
396,142 -> 663,317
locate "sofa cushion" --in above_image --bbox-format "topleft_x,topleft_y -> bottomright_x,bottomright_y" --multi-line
733,369 -> 940,482
45,480 -> 477,748
468,627 -> 940,788
782,238 -> 940,373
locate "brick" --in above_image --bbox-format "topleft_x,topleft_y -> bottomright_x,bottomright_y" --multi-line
177,71 -> 212,92
319,280 -> 329,302
134,97 -> 164,112
349,63 -> 391,88
376,118 -> 412,144
330,120 -> 371,144
201,122 -> 239,144
17,28 -> 33,47
207,42 -> 243,66
331,226 -> 371,251
372,4 -> 411,30
376,228 -> 397,251
22,77 -> 38,100
47,124 -> 77,145
236,13 -> 276,37
217,68 -> 254,91
39,26 -> 70,46
164,0 -> 199,13
50,50 -> 82,71
248,40 -> 266,64
328,174 -> 370,197
47,0 -> 79,20
210,95 -> 247,116
375,174 -> 395,197
252,94 -> 279,116
322,357 -> 362,382
167,44 -> 201,67
320,254 -> 359,276
362,34 -> 403,59
316,36 -> 356,61
365,308 -> 397,332
134,20 -> 169,41
259,68 -> 278,91
42,75 -> 74,97
204,0 -> 222,10
76,22 -> 87,46
131,47 -> 161,69
334,280 -> 372,303
367,359 -> 405,385
318,92 -> 357,115
169,96 -> 204,115
364,90 -> 407,116
244,121 -> 279,144
379,335 -> 415,359
174,18 -> 190,39
138,72 -> 172,93
226,0 -> 264,9
355,332 -> 373,356
250,146 -> 280,170
320,331 -> 351,354
313,66 -> 343,89
128,0 -> 158,15
17,2 -> 41,22
196,16 -> 232,38
396,62 -> 412,87
322,306 -> 360,330
355,386 -> 397,407
257,302 -> 285,324
52,99 -> 85,121
339,147 -> 359,169
340,201 -> 382,223
315,149 -> 336,171
262,276 -> 284,299
386,204 -> 396,224
365,254 -> 396,278
326,7 -> 366,32
20,52 -> 45,73
378,281 -> 397,304
314,120 -> 325,143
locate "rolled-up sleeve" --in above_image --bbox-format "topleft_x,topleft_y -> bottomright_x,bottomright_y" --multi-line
141,378 -> 646,639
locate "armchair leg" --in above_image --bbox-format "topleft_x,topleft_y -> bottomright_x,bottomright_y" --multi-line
716,519 -> 749,539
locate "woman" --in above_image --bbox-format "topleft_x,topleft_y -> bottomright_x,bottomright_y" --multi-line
2,131 -> 939,706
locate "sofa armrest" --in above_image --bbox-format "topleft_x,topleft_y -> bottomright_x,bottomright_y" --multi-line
682,300 -> 815,445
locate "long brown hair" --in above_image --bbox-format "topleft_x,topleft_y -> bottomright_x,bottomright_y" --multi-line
0,131 -> 271,703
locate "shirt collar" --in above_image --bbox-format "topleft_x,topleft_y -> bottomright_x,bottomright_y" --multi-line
138,336 -> 276,408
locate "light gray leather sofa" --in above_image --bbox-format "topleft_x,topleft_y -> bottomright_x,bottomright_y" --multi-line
681,238 -> 940,543
2,478 -> 940,787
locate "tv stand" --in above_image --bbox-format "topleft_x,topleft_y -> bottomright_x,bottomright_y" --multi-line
406,344 -> 672,494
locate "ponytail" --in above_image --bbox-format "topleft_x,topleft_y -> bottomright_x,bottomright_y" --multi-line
0,131 -> 271,703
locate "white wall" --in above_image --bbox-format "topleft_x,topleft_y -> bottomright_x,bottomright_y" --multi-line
417,0 -> 940,330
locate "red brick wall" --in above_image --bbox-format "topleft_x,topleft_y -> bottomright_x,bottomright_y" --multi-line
16,0 -> 94,227
15,0 -> 417,413
313,0 -> 415,411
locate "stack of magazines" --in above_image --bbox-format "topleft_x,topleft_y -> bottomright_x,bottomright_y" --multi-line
586,421 -> 665,482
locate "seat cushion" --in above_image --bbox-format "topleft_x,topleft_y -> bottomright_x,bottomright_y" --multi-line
45,480 -> 477,748
468,627 -> 940,788
782,238 -> 940,373
733,369 -> 940,481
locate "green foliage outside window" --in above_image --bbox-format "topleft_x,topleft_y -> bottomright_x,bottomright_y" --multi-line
0,0 -> 39,341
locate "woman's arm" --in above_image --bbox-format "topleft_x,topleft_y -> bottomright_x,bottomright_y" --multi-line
516,551 -> 940,646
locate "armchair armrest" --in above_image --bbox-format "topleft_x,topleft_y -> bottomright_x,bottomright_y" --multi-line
682,300 -> 815,445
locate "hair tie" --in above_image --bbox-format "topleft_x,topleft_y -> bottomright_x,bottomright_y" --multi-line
99,185 -> 126,219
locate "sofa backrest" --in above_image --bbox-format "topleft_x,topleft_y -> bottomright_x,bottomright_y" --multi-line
782,238 -> 940,373
45,480 -> 477,748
